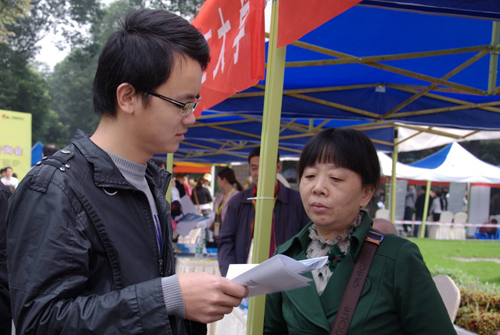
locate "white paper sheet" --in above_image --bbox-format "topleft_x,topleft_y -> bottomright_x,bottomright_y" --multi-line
227,255 -> 328,297
176,213 -> 212,237
179,195 -> 200,215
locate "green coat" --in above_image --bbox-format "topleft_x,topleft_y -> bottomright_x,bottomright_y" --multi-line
264,214 -> 456,335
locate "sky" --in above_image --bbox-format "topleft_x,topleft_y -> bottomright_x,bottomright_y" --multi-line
35,1 -> 272,70
35,34 -> 69,70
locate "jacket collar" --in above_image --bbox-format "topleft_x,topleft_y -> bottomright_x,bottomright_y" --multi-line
71,130 -> 171,193
276,212 -> 373,331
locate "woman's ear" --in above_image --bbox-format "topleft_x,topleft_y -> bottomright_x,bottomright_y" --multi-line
116,83 -> 137,115
360,185 -> 376,208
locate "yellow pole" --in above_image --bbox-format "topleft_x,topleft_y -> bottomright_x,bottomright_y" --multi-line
247,1 -> 286,334
390,127 -> 398,223
166,153 -> 173,203
419,180 -> 432,238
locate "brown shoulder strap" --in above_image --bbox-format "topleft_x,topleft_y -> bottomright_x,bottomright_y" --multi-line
329,229 -> 384,335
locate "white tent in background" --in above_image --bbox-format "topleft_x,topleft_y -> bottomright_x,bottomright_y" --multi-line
410,142 -> 500,184
396,125 -> 500,153
377,152 -> 431,181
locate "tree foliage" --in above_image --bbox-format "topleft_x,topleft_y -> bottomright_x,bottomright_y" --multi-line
48,0 -> 206,144
0,41 -> 68,145
0,0 -> 30,44
0,0 -> 104,146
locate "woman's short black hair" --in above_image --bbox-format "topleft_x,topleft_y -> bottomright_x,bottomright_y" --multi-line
92,8 -> 210,116
297,128 -> 380,189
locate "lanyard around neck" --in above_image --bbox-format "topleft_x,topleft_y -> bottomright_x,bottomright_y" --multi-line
216,188 -> 236,216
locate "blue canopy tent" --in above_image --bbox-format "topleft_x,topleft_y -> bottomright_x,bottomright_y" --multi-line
187,2 -> 500,334
208,5 -> 500,126
178,115 -> 394,163
31,141 -> 44,166
179,2 -> 500,164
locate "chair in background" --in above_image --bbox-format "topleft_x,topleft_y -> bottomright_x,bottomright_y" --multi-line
375,208 -> 389,220
433,274 -> 461,322
440,211 -> 454,223
451,211 -> 468,240
453,212 -> 468,223
494,229 -> 500,241
431,211 -> 454,239
474,228 -> 491,240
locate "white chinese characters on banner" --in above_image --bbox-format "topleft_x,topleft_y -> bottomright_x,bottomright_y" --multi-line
192,0 -> 265,112
233,0 -> 250,64
213,8 -> 231,80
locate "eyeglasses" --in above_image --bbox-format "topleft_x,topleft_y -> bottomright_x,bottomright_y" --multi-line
146,91 -> 201,116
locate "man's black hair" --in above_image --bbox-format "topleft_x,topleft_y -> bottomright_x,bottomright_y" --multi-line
42,143 -> 60,157
92,9 -> 210,116
247,147 -> 281,164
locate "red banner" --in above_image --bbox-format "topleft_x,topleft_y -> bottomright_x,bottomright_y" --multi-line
192,0 -> 266,115
277,0 -> 362,48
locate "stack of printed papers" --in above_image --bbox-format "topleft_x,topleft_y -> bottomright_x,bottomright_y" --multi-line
227,255 -> 328,297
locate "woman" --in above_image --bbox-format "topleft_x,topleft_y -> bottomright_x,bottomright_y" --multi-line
264,128 -> 455,335
430,190 -> 443,222
191,175 -> 213,216
212,167 -> 244,240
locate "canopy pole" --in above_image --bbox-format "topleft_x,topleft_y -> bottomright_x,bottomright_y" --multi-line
488,22 -> 500,93
166,153 -> 173,203
390,127 -> 398,223
419,180 -> 432,238
247,1 -> 286,334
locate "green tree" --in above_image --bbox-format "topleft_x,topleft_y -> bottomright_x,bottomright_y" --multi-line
50,49 -> 100,138
0,41 -> 68,145
0,0 -> 30,44
49,0 -> 206,140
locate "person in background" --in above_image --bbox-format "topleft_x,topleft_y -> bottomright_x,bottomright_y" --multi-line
0,182 -> 12,335
430,190 -> 443,222
0,167 -> 18,190
403,184 -> 416,235
211,167 -> 243,242
191,175 -> 213,216
152,159 -> 183,220
175,173 -> 192,197
414,186 -> 428,237
42,143 -> 60,157
463,189 -> 469,212
372,218 -> 399,235
6,9 -> 247,334
217,147 -> 310,277
243,175 -> 253,190
440,189 -> 448,212
264,128 -> 455,335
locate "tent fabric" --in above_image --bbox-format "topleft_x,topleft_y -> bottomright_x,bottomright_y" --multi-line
179,115 -> 395,163
209,5 -> 500,128
31,141 -> 44,166
177,3 -> 500,164
409,142 -> 500,183
377,152 -> 432,180
179,4 -> 500,163
396,125 -> 500,152
358,0 -> 500,20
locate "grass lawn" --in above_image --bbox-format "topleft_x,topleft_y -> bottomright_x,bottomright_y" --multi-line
409,238 -> 500,289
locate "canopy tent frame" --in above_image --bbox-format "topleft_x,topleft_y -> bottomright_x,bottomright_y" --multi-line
238,3 -> 500,335
174,9 -> 500,164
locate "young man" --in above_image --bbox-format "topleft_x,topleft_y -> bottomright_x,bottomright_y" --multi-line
42,142 -> 60,157
6,9 -> 246,335
217,147 -> 310,277
0,167 -> 18,189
